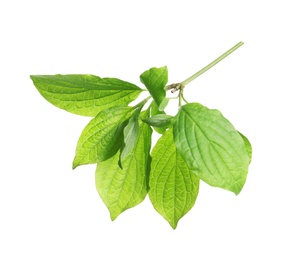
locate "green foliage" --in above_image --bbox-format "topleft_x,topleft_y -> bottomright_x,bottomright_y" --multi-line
73,106 -> 134,169
173,103 -> 250,195
143,114 -> 173,128
96,115 -> 152,220
119,107 -> 141,167
239,132 -> 252,163
149,129 -> 199,229
30,74 -> 142,116
31,43 -> 251,228
140,66 -> 167,107
150,101 -> 168,134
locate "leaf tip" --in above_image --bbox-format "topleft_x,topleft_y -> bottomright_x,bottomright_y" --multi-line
117,159 -> 123,170
232,184 -> 244,196
29,75 -> 37,82
170,221 -> 178,230
235,189 -> 243,196
110,212 -> 119,221
72,159 -> 79,170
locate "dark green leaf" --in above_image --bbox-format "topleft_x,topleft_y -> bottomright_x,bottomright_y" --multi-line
143,114 -> 173,128
149,129 -> 199,229
140,66 -> 168,107
150,101 -> 167,134
96,119 -> 152,220
30,74 -> 142,116
173,103 -> 250,195
73,106 -> 134,169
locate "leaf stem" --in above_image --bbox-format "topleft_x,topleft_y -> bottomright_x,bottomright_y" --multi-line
178,91 -> 182,108
180,41 -> 244,86
133,96 -> 151,109
181,92 -> 189,104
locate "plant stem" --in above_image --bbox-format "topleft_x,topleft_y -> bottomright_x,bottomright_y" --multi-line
181,41 -> 244,86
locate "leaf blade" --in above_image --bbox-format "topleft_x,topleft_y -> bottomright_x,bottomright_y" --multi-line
119,108 -> 141,166
143,114 -> 173,128
238,131 -> 252,163
173,103 -> 250,195
96,119 -> 152,220
140,66 -> 168,107
150,101 -> 167,134
30,74 -> 142,116
149,129 -> 199,229
73,106 -> 134,169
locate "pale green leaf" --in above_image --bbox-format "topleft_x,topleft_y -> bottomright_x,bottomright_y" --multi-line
140,66 -> 168,107
238,131 -> 252,163
73,106 -> 134,169
96,120 -> 152,220
173,103 -> 250,195
30,74 -> 142,116
149,129 -> 199,229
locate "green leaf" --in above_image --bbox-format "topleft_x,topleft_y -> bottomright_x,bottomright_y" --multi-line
96,119 -> 152,220
73,106 -> 134,169
143,114 -> 173,128
140,66 -> 168,107
173,103 -> 250,195
139,109 -> 153,191
149,129 -> 199,229
150,101 -> 167,134
238,131 -> 252,163
119,108 -> 141,167
30,74 -> 142,117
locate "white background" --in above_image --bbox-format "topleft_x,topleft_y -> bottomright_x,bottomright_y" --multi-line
1,0 -> 307,259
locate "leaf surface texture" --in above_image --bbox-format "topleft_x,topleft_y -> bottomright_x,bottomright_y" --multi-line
96,119 -> 152,220
173,103 -> 250,194
149,129 -> 199,229
140,67 -> 167,107
73,106 -> 133,168
30,74 -> 142,116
